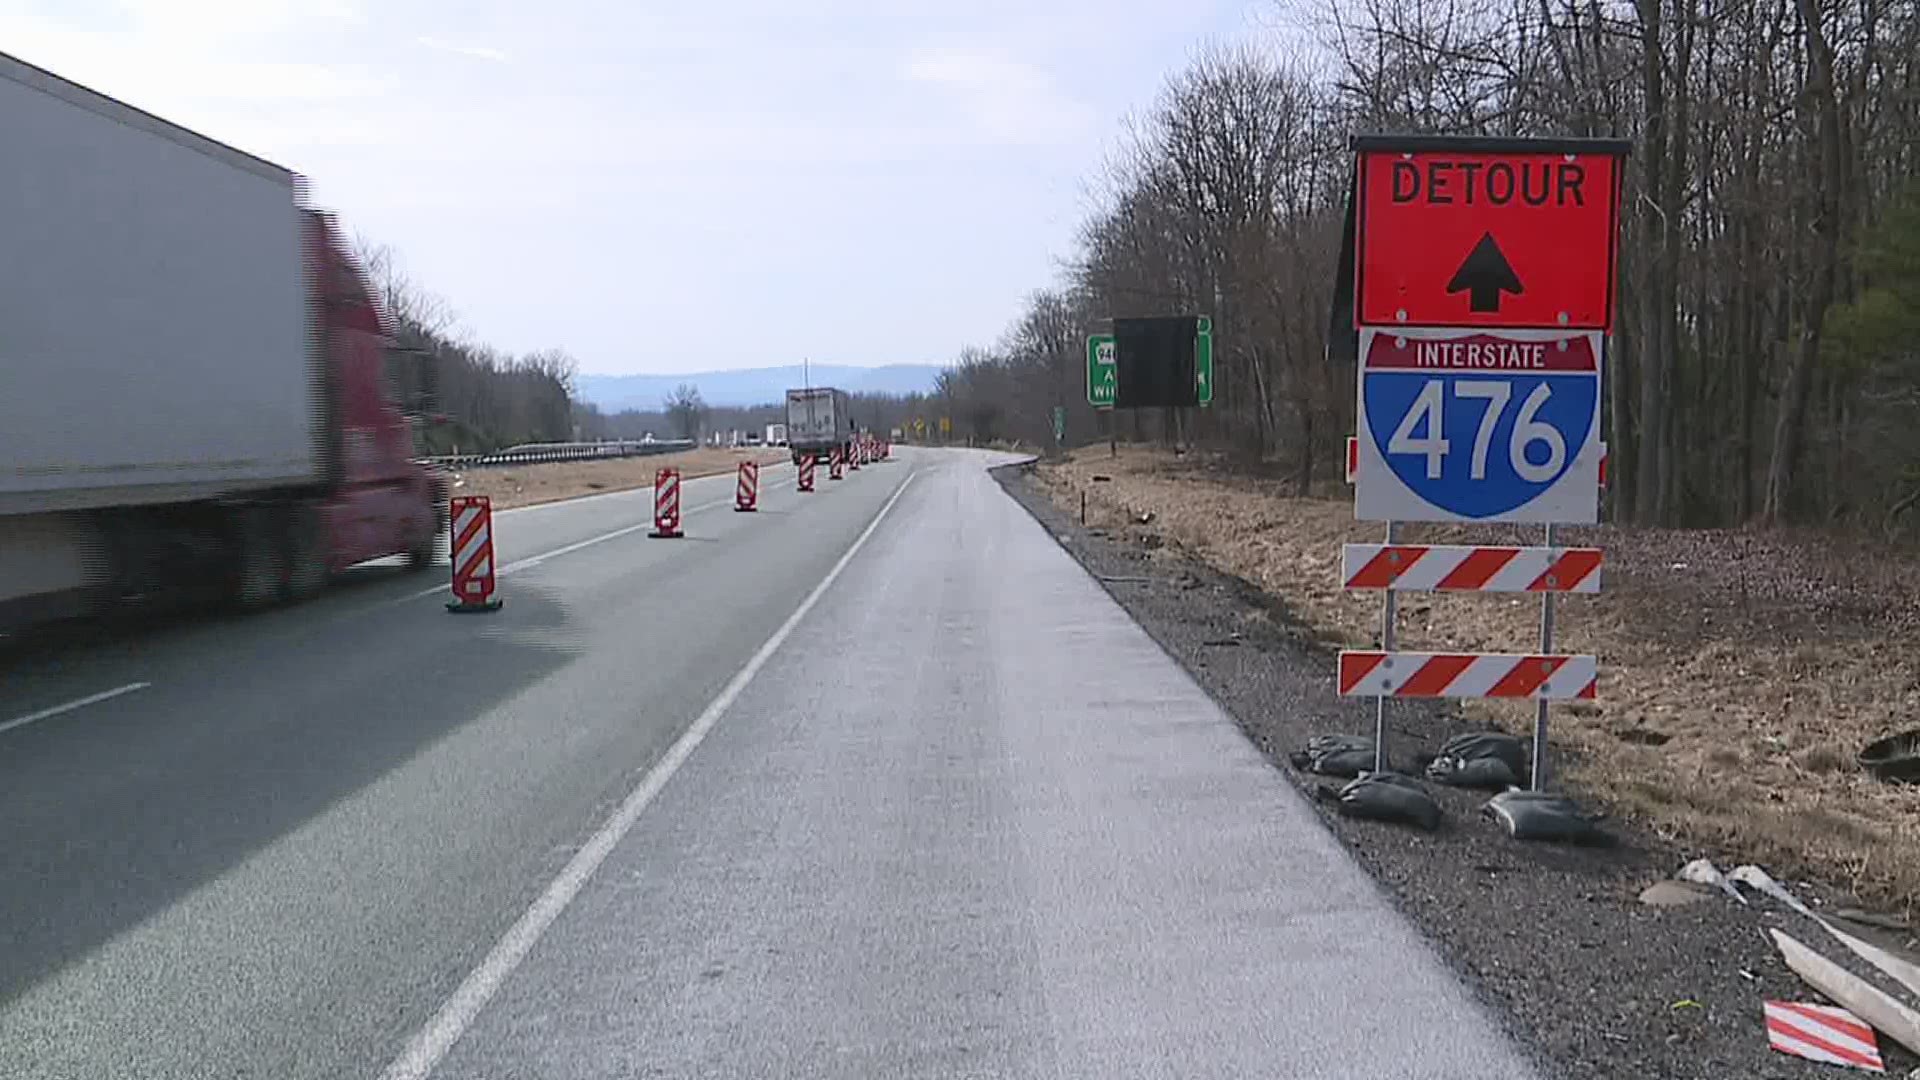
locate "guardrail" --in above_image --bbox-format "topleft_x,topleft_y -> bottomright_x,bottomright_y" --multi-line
425,439 -> 699,469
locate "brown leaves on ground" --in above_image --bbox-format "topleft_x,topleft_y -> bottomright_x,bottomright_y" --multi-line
448,447 -> 790,510
1040,446 -> 1920,917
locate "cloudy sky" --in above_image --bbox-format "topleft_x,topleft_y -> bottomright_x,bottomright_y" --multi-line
0,0 -> 1276,374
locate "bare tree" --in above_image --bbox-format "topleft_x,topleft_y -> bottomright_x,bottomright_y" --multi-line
664,384 -> 707,441
935,0 -> 1920,534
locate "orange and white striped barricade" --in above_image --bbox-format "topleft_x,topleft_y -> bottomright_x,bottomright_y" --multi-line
650,467 -> 683,538
1341,545 -> 1602,594
829,447 -> 845,480
797,454 -> 816,492
849,441 -> 862,471
1763,999 -> 1886,1072
734,460 -> 759,512
1337,652 -> 1598,701
446,495 -> 503,613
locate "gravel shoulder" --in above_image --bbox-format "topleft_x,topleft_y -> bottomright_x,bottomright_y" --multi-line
993,458 -> 1918,1080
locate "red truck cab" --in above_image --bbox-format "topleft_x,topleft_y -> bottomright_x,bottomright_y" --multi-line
301,209 -> 448,579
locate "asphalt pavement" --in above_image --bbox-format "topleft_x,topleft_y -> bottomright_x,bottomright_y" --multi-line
0,449 -> 1535,1079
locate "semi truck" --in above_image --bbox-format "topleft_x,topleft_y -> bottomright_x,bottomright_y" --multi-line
0,51 -> 447,631
784,388 -> 854,466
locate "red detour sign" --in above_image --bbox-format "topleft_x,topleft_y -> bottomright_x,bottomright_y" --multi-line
829,448 -> 845,480
1353,135 -> 1630,332
797,454 -> 816,492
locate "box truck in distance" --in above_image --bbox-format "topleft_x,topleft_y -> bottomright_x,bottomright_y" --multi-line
0,51 -> 447,630
785,388 -> 853,466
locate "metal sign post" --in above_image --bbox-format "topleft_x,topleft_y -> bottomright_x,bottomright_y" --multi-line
1373,519 -> 1398,773
1533,522 -> 1557,789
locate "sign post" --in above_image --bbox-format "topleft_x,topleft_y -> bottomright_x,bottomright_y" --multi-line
1339,134 -> 1628,790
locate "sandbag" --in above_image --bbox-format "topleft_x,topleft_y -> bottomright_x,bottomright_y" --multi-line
1482,790 -> 1606,843
1859,728 -> 1920,784
1330,772 -> 1443,831
1288,734 -> 1379,778
1424,731 -> 1527,790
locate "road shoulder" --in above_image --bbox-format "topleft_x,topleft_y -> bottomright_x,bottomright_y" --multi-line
993,459 -> 1845,1080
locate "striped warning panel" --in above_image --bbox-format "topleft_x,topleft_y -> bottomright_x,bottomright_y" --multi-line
1338,651 -> 1598,700
1764,1000 -> 1884,1072
1342,544 -> 1603,593
448,495 -> 496,602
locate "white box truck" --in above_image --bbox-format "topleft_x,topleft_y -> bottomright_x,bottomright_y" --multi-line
0,51 -> 446,629
784,388 -> 853,466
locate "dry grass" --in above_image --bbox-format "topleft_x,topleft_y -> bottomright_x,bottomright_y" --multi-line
448,447 -> 789,511
1040,445 -> 1920,916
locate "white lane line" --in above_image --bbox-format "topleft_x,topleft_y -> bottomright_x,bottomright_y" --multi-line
0,682 -> 153,737
395,476 -> 798,603
378,469 -> 917,1080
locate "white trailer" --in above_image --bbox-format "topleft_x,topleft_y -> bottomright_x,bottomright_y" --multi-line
784,388 -> 852,466
0,51 -> 445,628
0,52 -> 322,517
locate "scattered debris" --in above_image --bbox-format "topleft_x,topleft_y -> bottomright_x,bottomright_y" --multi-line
1320,772 -> 1443,831
1833,909 -> 1915,934
1729,864 -> 1817,918
1639,881 -> 1716,908
1289,734 -> 1379,778
1764,1000 -> 1887,1072
1613,727 -> 1673,747
1679,858 -> 1748,904
1860,729 -> 1920,784
1768,929 -> 1920,1058
1482,790 -> 1608,844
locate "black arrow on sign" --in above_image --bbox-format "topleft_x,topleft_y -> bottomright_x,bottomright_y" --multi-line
1445,232 -> 1524,313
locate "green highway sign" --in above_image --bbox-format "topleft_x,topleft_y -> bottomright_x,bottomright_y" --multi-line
1089,318 -> 1213,408
1197,316 -> 1214,406
1086,334 -> 1116,408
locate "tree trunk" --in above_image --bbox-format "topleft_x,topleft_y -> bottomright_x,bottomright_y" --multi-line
1633,0 -> 1673,525
1762,0 -> 1843,525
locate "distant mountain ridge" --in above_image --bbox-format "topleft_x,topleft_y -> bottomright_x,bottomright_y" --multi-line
575,364 -> 943,412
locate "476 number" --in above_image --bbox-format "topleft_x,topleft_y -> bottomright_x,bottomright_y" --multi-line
1388,380 -> 1565,482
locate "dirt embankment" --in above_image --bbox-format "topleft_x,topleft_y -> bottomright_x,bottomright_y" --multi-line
445,447 -> 789,511
1038,446 -> 1920,916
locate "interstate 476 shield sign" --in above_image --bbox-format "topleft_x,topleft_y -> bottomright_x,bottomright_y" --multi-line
1354,327 -> 1604,524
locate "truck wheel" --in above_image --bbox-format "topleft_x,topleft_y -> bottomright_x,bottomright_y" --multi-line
405,491 -> 445,572
405,536 -> 435,572
232,508 -> 284,611
283,504 -> 328,602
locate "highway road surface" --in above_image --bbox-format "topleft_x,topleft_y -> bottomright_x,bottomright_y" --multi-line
0,449 -> 1536,1079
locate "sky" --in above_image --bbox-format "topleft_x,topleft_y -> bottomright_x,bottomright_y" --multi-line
0,0 -> 1281,375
